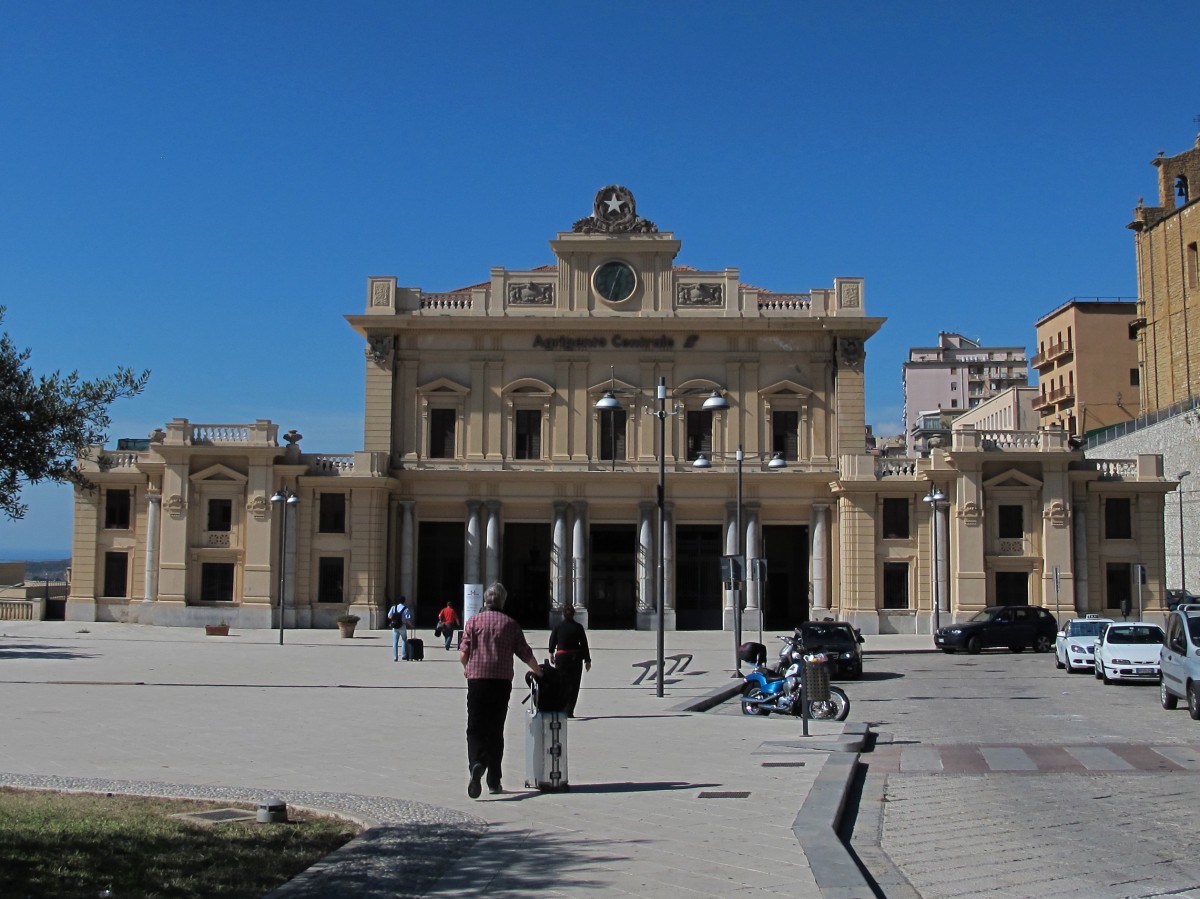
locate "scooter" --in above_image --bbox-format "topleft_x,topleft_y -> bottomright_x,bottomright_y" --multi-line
741,638 -> 850,720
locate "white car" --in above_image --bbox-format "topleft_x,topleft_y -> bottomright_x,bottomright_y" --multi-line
1094,622 -> 1165,684
1055,616 -> 1114,672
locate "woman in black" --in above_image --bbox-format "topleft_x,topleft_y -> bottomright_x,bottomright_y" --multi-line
548,604 -> 591,717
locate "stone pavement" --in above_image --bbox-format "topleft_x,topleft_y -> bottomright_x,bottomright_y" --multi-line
0,621 -> 929,897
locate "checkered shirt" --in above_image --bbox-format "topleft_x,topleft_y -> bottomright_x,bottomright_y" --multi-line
460,610 -> 536,680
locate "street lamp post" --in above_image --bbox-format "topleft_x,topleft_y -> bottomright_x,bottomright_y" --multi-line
270,488 -> 300,645
1178,470 -> 1191,593
596,376 -> 729,697
923,485 -> 947,640
693,446 -> 786,676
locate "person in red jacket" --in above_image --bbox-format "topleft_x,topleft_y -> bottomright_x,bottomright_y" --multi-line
437,601 -> 460,650
459,582 -> 541,797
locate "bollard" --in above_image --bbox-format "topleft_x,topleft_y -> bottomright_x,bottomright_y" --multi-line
257,798 -> 288,824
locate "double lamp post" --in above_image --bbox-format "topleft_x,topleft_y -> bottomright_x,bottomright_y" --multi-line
271,488 -> 300,645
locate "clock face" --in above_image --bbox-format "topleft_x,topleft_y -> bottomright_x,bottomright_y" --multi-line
593,260 -> 637,303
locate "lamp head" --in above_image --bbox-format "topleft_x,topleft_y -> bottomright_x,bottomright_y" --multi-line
701,390 -> 730,411
692,453 -> 712,469
595,391 -> 623,411
767,453 -> 787,470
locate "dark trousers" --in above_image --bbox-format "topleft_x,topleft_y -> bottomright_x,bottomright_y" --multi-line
466,678 -> 512,788
554,655 -> 584,716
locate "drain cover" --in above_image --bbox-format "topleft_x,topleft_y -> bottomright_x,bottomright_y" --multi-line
697,791 -> 751,799
761,761 -> 807,768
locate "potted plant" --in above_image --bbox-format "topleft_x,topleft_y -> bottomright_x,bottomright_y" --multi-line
336,613 -> 360,638
205,621 -> 230,637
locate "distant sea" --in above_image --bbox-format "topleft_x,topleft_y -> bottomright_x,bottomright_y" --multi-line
0,550 -> 71,563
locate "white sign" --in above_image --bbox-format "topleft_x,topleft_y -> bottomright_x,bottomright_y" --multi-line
463,583 -> 483,626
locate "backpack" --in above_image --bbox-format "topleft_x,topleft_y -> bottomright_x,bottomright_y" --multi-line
526,660 -> 568,713
388,604 -> 410,629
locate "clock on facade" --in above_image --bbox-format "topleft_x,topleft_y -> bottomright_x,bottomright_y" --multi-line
593,260 -> 637,303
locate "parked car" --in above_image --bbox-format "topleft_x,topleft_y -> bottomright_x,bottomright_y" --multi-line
936,605 -> 1058,654
791,620 -> 864,679
1093,622 -> 1165,684
1054,615 -> 1114,672
1159,603 -> 1200,718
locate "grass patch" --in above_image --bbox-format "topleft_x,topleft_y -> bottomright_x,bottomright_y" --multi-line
0,787 -> 361,898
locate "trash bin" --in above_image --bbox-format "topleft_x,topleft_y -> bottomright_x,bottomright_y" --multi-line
257,798 -> 288,824
803,653 -> 830,702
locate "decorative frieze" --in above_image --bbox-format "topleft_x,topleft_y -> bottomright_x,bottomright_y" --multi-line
509,282 -> 554,305
677,283 -> 723,306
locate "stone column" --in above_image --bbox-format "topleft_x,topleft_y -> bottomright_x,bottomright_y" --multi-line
571,501 -> 588,627
399,500 -> 415,610
637,501 -> 655,629
551,502 -> 569,613
744,503 -> 762,628
1073,500 -> 1089,614
722,501 -> 738,630
140,491 -> 162,619
663,502 -> 677,630
935,501 -> 950,619
283,501 -> 297,628
811,503 -> 829,614
465,500 -> 482,587
485,500 -> 501,586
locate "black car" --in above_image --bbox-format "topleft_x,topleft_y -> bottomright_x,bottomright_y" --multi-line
791,620 -> 864,679
935,605 -> 1058,654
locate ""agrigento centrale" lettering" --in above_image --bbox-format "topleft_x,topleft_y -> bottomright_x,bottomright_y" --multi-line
533,334 -> 699,351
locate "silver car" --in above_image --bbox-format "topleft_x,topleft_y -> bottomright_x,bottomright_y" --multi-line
1160,603 -> 1200,718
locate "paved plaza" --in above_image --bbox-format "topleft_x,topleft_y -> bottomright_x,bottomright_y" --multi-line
0,621 -> 888,898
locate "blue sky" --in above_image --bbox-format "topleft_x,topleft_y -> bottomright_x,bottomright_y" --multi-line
1,1 -> 1196,559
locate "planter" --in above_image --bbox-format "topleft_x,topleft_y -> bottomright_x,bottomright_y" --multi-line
338,622 -> 357,638
205,624 -> 230,637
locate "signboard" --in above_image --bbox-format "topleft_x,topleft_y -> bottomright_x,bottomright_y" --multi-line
463,583 -> 483,626
720,554 -> 745,585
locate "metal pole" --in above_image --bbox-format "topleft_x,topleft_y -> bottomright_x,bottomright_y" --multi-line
733,446 -> 744,677
656,377 -> 667,698
930,494 -> 940,641
1180,484 -> 1188,592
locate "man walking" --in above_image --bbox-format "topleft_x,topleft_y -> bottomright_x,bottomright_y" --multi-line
459,582 -> 541,798
388,596 -> 412,661
548,604 -> 591,717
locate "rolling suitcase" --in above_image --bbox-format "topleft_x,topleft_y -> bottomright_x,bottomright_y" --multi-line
525,710 -> 568,792
405,630 -> 424,661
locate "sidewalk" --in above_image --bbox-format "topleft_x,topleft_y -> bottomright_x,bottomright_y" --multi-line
0,622 -> 933,897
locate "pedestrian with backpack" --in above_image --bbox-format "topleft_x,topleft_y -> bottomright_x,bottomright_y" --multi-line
388,597 -> 413,661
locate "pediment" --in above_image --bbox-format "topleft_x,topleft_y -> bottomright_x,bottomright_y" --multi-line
504,377 -> 553,395
983,468 -> 1042,489
417,377 -> 469,396
759,379 -> 814,399
189,463 -> 247,484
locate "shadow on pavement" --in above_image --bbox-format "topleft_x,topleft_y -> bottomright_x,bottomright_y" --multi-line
0,644 -> 95,661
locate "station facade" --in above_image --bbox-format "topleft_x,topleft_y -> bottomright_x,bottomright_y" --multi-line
66,187 -> 1176,632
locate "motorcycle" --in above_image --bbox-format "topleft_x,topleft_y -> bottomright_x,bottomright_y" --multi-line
741,638 -> 850,720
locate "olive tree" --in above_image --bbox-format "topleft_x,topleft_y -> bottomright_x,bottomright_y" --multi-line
0,307 -> 149,520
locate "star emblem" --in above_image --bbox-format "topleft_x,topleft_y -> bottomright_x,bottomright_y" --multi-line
604,193 -> 625,215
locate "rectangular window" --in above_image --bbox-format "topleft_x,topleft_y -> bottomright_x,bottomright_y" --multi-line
882,498 -> 910,539
599,409 -> 627,461
207,498 -> 233,532
1187,242 -> 1198,289
103,551 -> 128,597
685,410 -> 713,461
200,563 -> 235,601
950,382 -> 957,391
771,411 -> 799,461
515,410 -> 541,459
317,557 -> 345,603
1104,497 -> 1133,540
318,493 -> 347,534
882,562 -> 909,609
429,408 -> 456,458
1130,368 -> 1140,387
951,398 -> 959,408
998,505 -> 1023,539
104,489 -> 131,529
